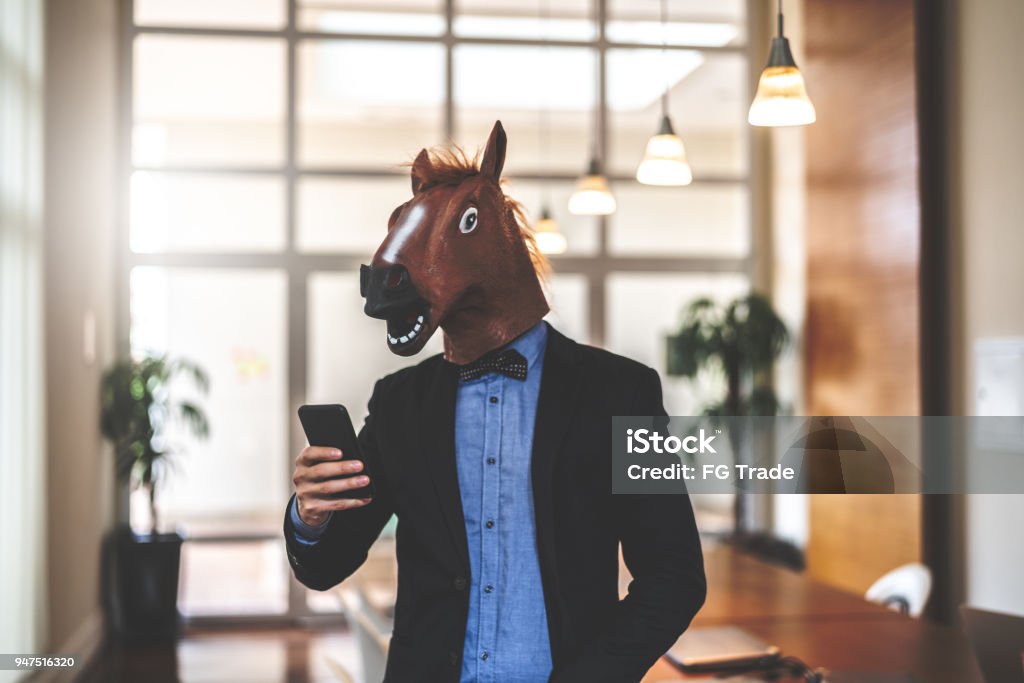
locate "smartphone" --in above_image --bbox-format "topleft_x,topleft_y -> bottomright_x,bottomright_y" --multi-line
673,647 -> 781,674
297,404 -> 376,499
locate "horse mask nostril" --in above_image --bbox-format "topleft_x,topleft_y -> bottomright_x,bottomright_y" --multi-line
384,268 -> 406,290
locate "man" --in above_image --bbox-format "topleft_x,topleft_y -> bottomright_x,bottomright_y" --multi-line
284,122 -> 705,682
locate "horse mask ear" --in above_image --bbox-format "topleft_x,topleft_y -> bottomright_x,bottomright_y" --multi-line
411,148 -> 431,194
479,121 -> 507,182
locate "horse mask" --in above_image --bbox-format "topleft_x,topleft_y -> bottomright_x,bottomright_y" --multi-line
360,121 -> 550,365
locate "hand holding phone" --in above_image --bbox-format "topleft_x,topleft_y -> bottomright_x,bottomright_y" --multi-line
293,404 -> 375,526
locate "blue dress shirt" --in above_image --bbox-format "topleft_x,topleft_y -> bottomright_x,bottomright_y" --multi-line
291,322 -> 552,682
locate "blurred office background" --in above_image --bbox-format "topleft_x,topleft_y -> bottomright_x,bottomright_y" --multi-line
1,0 -> 1022,681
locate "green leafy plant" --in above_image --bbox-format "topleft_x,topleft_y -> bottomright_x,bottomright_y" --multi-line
666,293 -> 790,532
666,293 -> 790,416
100,356 -> 210,535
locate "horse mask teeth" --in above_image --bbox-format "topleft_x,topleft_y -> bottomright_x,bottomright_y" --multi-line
384,309 -> 428,349
361,120 -> 551,363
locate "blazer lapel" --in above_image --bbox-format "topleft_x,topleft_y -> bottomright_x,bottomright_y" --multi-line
531,325 -> 583,657
420,358 -> 471,572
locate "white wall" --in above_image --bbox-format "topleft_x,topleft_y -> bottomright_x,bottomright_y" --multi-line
953,0 -> 1024,617
43,0 -> 118,657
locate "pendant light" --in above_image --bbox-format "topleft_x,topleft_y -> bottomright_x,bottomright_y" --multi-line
636,0 -> 693,186
534,207 -> 568,254
568,0 -> 615,216
569,155 -> 616,215
748,0 -> 816,127
533,0 -> 568,254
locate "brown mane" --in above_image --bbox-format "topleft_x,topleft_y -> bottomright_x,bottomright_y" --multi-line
405,145 -> 549,277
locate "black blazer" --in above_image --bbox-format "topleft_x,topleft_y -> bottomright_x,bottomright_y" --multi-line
284,325 -> 706,682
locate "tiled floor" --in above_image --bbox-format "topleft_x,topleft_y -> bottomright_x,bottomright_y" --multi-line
79,628 -> 364,683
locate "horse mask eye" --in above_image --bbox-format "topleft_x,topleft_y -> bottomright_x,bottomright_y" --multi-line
459,206 -> 478,234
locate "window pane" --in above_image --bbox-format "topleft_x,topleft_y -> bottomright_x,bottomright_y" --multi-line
297,176 -> 408,254
308,273 -> 444,426
130,172 -> 285,253
453,44 -> 595,175
179,541 -> 288,616
130,267 -> 288,535
606,0 -> 746,46
544,273 -> 589,345
133,36 -> 285,167
501,179 -> 600,256
454,0 -> 595,40
135,0 -> 286,29
606,49 -> 748,177
608,182 -> 749,257
298,41 -> 446,167
605,273 -> 749,415
299,0 -> 445,36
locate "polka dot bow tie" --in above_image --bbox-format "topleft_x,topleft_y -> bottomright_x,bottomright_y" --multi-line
456,348 -> 528,382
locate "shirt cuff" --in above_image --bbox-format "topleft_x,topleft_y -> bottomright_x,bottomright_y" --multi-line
290,496 -> 331,545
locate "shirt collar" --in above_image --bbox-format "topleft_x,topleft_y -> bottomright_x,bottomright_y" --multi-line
507,320 -> 548,372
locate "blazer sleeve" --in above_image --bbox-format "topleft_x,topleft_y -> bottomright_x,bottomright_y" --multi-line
283,380 -> 396,591
552,366 -> 706,682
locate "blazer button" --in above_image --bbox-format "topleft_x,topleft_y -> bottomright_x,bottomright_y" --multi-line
449,651 -> 460,666
453,576 -> 467,591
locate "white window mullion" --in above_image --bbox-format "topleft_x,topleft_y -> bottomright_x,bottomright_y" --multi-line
0,0 -> 47,676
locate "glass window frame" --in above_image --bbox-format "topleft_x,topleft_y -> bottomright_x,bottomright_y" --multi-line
118,0 -> 755,626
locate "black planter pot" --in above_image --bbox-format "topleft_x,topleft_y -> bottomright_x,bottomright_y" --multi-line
103,526 -> 183,645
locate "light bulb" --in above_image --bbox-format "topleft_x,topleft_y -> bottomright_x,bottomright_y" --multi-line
535,230 -> 568,255
748,65 -> 816,126
568,158 -> 616,216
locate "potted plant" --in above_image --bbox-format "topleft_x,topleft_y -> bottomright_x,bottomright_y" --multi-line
100,356 -> 209,644
666,293 -> 789,531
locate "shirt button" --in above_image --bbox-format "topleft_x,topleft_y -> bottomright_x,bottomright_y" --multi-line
486,457 -> 496,465
484,584 -> 494,593
485,520 -> 495,529
453,576 -> 467,591
481,652 -> 489,662
489,396 -> 498,404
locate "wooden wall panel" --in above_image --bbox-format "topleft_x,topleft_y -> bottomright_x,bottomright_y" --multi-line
802,0 -> 921,595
